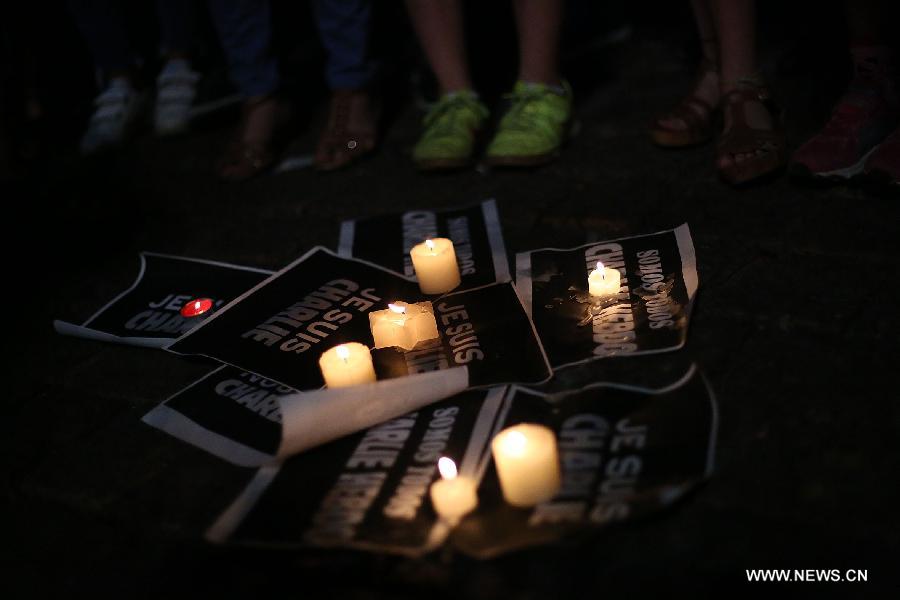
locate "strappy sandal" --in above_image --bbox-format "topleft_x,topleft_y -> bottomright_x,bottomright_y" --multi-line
314,89 -> 378,171
218,95 -> 290,182
650,57 -> 719,147
716,78 -> 787,185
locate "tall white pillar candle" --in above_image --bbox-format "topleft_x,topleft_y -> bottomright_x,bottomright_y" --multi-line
491,423 -> 561,507
318,342 -> 377,388
410,238 -> 462,295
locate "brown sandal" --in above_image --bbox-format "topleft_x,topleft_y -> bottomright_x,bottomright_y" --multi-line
314,89 -> 378,171
218,95 -> 290,182
650,58 -> 719,147
716,80 -> 787,185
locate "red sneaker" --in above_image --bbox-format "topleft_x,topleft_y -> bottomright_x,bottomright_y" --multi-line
864,126 -> 900,186
791,79 -> 899,179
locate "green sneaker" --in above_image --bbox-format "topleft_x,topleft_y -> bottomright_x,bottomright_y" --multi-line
486,80 -> 572,166
412,90 -> 489,170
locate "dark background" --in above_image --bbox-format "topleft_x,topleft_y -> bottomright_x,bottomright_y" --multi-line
3,0 -> 897,596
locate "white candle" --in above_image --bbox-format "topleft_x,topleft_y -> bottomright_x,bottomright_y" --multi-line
588,261 -> 621,298
410,238 -> 462,295
491,424 -> 561,507
369,301 -> 439,351
429,457 -> 478,521
318,342 -> 376,388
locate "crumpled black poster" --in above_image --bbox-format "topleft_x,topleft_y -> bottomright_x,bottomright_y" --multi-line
515,224 -> 698,368
338,198 -> 510,290
54,252 -> 272,348
168,247 -> 551,391
207,366 -> 716,558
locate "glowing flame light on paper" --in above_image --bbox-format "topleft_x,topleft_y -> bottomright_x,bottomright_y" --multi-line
180,298 -> 213,318
438,457 -> 458,480
336,345 -> 350,362
501,430 -> 528,456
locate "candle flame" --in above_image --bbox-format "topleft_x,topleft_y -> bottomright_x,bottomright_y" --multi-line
194,300 -> 202,310
425,239 -> 435,251
438,456 -> 458,480
388,303 -> 406,315
336,345 -> 350,362
595,261 -> 606,280
502,430 -> 527,456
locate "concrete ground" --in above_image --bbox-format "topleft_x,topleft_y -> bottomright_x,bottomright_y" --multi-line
4,6 -> 898,597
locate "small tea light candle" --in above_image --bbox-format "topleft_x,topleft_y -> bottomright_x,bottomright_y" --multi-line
318,342 -> 376,388
491,424 -> 561,507
588,261 -> 621,298
410,238 -> 462,294
369,301 -> 439,351
181,297 -> 213,318
429,457 -> 478,521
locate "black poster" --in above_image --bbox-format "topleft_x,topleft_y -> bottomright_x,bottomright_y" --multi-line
338,198 -> 510,290
54,252 -> 272,348
168,248 -> 551,390
208,367 -> 716,558
516,224 -> 698,368
207,388 -> 507,556
142,365 -> 287,466
451,366 -> 717,558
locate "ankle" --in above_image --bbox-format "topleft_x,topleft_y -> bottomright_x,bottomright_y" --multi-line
720,73 -> 766,96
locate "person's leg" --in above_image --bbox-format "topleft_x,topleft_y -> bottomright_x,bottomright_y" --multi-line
653,0 -> 720,137
792,0 -> 897,180
156,0 -> 195,60
851,0 -> 900,183
484,0 -> 570,166
405,0 -> 487,170
709,0 -> 783,177
512,0 -> 562,85
404,0 -> 472,93
68,0 -> 147,153
312,0 -> 377,170
67,0 -> 136,80
154,0 -> 200,135
207,0 -> 285,179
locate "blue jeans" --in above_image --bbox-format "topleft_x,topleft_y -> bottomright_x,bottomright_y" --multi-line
208,0 -> 373,98
68,0 -> 195,74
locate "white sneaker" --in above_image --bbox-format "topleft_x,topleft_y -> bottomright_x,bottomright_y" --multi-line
154,59 -> 199,136
80,78 -> 146,155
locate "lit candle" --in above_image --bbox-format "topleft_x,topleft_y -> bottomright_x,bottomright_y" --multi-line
369,301 -> 439,351
410,238 -> 462,295
429,457 -> 478,521
588,261 -> 621,298
318,342 -> 376,388
181,297 -> 213,318
491,424 -> 561,507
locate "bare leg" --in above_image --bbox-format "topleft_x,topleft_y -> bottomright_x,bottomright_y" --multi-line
511,0 -> 562,85
846,0 -> 888,45
656,0 -> 720,131
710,0 -> 773,168
405,0 -> 472,93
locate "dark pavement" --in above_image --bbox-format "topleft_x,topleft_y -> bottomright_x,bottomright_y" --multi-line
4,9 -> 899,597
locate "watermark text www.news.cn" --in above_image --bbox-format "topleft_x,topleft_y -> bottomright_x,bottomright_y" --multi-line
746,569 -> 867,583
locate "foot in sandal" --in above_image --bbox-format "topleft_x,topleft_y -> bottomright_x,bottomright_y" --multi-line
716,77 -> 786,185
314,89 -> 378,171
650,58 -> 720,147
218,95 -> 290,182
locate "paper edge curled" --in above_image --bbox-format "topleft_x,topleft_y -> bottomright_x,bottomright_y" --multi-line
277,367 -> 470,458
